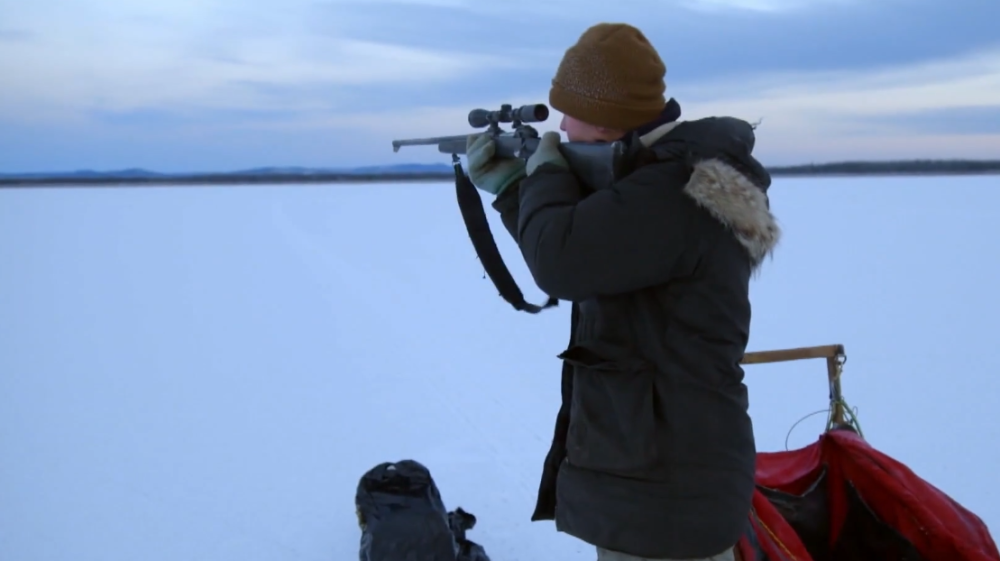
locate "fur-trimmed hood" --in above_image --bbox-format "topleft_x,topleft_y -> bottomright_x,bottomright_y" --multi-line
640,120 -> 781,269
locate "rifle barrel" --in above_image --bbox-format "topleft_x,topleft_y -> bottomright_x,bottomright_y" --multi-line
392,135 -> 467,153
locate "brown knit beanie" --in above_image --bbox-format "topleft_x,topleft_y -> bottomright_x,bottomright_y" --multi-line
549,23 -> 667,131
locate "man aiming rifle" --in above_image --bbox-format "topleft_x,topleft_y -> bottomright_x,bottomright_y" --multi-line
464,22 -> 781,561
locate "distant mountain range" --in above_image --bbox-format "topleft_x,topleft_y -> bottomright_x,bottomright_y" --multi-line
1,160 -> 998,186
0,163 -> 454,180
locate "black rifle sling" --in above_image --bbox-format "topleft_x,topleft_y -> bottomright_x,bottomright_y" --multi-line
452,158 -> 558,314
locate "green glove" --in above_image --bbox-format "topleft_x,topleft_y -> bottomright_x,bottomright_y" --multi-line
466,134 -> 526,195
526,131 -> 568,176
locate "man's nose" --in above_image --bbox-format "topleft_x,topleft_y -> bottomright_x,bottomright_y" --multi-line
559,115 -> 567,131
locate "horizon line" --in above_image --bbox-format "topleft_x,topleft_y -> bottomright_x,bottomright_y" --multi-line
2,157 -> 1000,178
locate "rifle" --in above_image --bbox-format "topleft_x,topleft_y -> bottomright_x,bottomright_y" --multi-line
391,104 -> 630,314
392,104 -> 628,193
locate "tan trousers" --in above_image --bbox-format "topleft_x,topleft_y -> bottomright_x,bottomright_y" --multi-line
596,546 -> 735,561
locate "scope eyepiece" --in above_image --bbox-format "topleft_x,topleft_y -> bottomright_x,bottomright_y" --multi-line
468,104 -> 549,128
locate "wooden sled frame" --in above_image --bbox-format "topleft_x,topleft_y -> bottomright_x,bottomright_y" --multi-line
741,344 -> 849,428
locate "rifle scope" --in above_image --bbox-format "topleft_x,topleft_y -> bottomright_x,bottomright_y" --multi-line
468,104 -> 549,128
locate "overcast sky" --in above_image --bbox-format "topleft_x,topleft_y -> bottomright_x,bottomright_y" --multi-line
1,0 -> 998,172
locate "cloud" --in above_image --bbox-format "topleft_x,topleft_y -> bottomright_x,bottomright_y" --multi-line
1,0 -> 998,170
316,0 -> 999,82
679,0 -> 858,13
3,44 -> 997,171
0,28 -> 34,42
677,48 -> 1000,161
867,106 -> 1000,136
323,0 -> 855,17
680,46 -> 1000,113
0,0 -> 526,124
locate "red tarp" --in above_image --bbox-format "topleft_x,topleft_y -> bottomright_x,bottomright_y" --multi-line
737,429 -> 999,561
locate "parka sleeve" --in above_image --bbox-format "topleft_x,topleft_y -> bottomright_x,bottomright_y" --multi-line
515,162 -> 692,301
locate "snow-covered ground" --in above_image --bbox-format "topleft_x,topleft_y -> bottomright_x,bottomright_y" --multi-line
2,176 -> 997,560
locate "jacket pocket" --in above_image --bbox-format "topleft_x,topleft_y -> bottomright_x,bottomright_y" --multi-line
559,341 -> 660,476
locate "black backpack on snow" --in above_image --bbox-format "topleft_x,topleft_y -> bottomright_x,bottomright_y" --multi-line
355,459 -> 490,561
